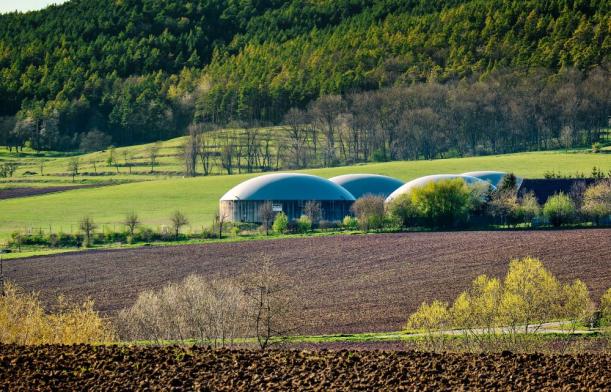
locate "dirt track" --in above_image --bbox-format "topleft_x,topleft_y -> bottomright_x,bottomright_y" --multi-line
0,345 -> 609,391
6,229 -> 611,334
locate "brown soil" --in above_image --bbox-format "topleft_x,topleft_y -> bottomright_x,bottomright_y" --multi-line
6,229 -> 611,335
0,185 -> 98,200
0,345 -> 608,391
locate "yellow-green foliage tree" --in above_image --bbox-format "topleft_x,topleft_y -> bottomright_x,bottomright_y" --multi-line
582,180 -> 611,225
410,179 -> 474,228
0,282 -> 115,345
406,257 -> 594,348
500,257 -> 562,334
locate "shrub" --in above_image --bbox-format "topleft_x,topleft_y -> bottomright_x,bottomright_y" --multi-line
124,212 -> 140,236
272,212 -> 289,234
134,227 -> 159,242
285,219 -> 299,234
350,195 -> 386,231
296,215 -> 312,233
386,193 -> 420,228
543,193 -> 576,227
516,192 -> 541,225
342,216 -> 358,230
581,180 -> 611,225
411,179 -> 473,228
319,220 -> 338,231
170,210 -> 189,238
498,173 -> 518,192
0,281 -> 115,344
600,288 -> 611,328
303,201 -> 322,224
487,190 -> 519,227
79,216 -> 97,247
592,142 -> 602,153
258,202 -> 275,235
118,275 -> 247,346
405,257 -> 595,351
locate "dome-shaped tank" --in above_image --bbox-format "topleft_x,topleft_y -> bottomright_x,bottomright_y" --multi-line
329,174 -> 404,199
220,173 -> 355,201
461,171 -> 523,188
220,173 -> 355,223
385,174 -> 493,202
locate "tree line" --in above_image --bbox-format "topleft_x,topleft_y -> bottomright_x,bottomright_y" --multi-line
0,0 -> 607,152
278,67 -> 609,166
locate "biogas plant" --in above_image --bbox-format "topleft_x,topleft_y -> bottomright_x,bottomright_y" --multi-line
219,171 -> 515,223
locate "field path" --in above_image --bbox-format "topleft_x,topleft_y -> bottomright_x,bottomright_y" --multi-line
5,229 -> 611,334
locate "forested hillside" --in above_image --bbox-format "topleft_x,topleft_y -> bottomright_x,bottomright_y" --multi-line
0,0 -> 608,154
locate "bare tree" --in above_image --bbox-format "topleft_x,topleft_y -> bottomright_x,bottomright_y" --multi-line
214,209 -> 228,239
170,210 -> 189,238
67,157 -> 79,182
303,201 -> 322,224
194,124 -> 216,176
284,108 -> 308,168
220,139 -> 234,175
106,147 -> 115,169
107,147 -> 120,173
124,212 -> 140,237
183,125 -> 200,177
244,128 -> 259,173
118,275 -> 248,346
309,95 -> 345,166
79,216 -> 97,247
259,202 -> 275,235
148,142 -> 160,173
240,256 -> 299,350
89,158 -> 97,174
2,161 -> 19,178
260,131 -> 273,171
122,150 -> 132,174
561,125 -> 574,151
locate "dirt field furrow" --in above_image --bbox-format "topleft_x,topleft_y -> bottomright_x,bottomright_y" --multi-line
0,345 -> 609,391
6,229 -> 611,334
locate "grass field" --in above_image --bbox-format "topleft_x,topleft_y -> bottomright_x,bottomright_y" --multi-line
0,150 -> 609,241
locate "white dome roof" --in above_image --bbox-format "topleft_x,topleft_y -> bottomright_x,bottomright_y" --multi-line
329,174 -> 404,199
385,174 -> 493,202
461,171 -> 523,188
220,173 -> 355,201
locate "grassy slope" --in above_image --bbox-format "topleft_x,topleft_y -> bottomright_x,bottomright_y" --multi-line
0,150 -> 609,241
0,127 -> 291,188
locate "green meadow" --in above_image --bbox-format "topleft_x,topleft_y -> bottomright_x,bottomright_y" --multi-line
0,150 -> 609,242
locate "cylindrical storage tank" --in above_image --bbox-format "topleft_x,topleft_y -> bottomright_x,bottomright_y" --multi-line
329,174 -> 404,199
220,173 -> 355,223
385,174 -> 494,203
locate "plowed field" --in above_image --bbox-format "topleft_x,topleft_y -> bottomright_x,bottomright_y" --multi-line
0,345 -> 609,391
6,229 -> 611,334
0,185 -> 97,200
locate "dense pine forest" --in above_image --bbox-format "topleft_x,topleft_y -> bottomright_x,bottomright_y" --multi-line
0,0 -> 609,162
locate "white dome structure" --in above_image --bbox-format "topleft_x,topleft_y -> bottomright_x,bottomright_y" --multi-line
329,174 -> 404,199
385,174 -> 494,202
220,173 -> 355,223
461,171 -> 523,188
